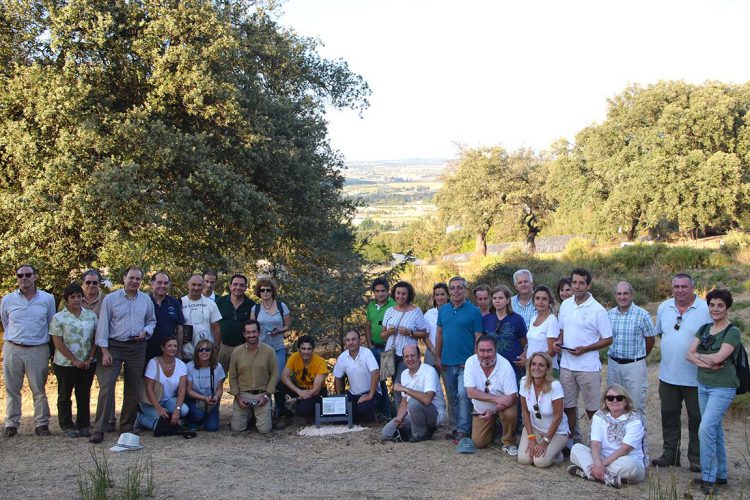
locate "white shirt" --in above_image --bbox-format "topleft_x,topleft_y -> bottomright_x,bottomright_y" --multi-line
181,295 -> 222,358
145,358 -> 187,404
518,377 -> 569,435
423,307 -> 439,349
526,314 -> 560,370
401,363 -> 446,423
464,353 -> 518,414
559,295 -> 612,372
655,296 -> 711,387
333,347 -> 381,396
590,412 -> 645,464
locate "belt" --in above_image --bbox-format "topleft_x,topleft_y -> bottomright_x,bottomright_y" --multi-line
7,340 -> 42,348
110,337 -> 144,345
373,343 -> 386,348
609,355 -> 646,365
246,389 -> 266,395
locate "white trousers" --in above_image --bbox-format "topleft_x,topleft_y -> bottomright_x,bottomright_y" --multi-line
570,443 -> 645,483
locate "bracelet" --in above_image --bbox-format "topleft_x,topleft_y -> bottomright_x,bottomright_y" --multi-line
528,434 -> 536,440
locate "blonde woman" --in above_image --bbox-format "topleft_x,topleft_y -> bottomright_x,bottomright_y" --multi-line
186,339 -> 225,431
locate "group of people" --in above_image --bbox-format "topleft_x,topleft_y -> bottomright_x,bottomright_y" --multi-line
2,264 -> 744,494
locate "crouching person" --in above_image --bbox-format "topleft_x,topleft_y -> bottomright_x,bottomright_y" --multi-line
228,320 -> 277,433
382,344 -> 446,442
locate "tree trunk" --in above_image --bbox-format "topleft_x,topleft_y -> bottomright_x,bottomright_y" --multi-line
475,231 -> 487,256
523,212 -> 540,254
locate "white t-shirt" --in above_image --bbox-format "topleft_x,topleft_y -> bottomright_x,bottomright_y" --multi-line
518,377 -> 569,435
333,347 -> 382,396
181,295 -> 222,358
186,361 -> 226,397
590,412 -> 645,464
400,363 -> 446,423
559,295 -> 612,372
145,358 -> 188,404
423,307 -> 439,349
655,297 -> 711,387
463,353 -> 518,414
526,314 -> 560,370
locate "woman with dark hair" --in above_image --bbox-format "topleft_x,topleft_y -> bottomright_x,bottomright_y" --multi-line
556,278 -> 572,314
136,336 -> 189,430
483,285 -> 527,374
382,280 -> 429,407
49,283 -> 98,437
186,339 -> 225,431
686,288 -> 742,494
423,283 -> 449,367
521,286 -> 561,377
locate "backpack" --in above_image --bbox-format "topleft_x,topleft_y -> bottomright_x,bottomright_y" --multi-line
735,342 -> 750,395
253,300 -> 285,322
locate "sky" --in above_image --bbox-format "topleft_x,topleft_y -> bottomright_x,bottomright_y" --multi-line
277,0 -> 750,162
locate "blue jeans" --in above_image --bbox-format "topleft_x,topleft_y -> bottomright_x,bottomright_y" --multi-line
442,365 -> 471,434
698,383 -> 735,483
186,398 -> 220,431
138,397 -> 189,430
370,346 -> 392,418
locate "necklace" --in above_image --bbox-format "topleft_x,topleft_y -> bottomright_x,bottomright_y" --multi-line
262,300 -> 276,314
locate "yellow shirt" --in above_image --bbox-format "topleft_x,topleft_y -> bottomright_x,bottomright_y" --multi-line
285,352 -> 328,389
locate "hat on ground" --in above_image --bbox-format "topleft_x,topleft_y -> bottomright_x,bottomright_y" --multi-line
110,432 -> 143,452
456,437 -> 477,454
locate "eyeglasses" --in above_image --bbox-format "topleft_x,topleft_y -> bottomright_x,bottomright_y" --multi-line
84,280 -> 99,285
674,316 -> 682,331
605,395 -> 626,402
16,273 -> 33,278
197,347 -> 212,353
259,288 -> 273,293
533,403 -> 541,420
484,379 -> 491,394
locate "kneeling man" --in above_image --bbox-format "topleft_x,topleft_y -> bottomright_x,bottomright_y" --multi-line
282,335 -> 328,420
333,330 -> 380,423
381,344 -> 445,442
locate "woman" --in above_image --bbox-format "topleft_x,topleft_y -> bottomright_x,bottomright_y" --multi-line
137,336 -> 189,430
568,385 -> 648,488
382,280 -> 429,407
521,286 -> 561,377
518,352 -> 569,468
422,282 -> 449,367
186,339 -> 226,431
686,288 -> 741,494
49,283 -> 98,437
483,285 -> 527,374
556,278 -> 572,314
472,284 -> 492,316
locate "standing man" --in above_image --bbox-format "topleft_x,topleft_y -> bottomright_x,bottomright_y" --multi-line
2,264 -> 56,437
435,276 -> 483,441
81,269 -> 105,317
511,269 -> 535,328
90,267 -> 156,443
147,271 -> 185,363
472,284 -> 492,316
334,330 -> 381,423
202,269 -> 219,301
558,268 -> 612,444
228,320 -> 277,434
181,274 -> 222,360
365,277 -> 395,416
607,281 -> 655,413
651,273 -> 710,471
216,274 -> 255,373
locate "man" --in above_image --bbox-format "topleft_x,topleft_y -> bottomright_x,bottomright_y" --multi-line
365,277 -> 395,416
472,284 -> 491,316
464,335 -> 519,453
281,335 -> 328,421
381,344 -> 445,442
333,330 -> 381,423
651,273 -> 710,471
607,281 -> 655,413
202,269 -> 218,301
511,269 -> 535,328
228,320 -> 277,433
2,264 -> 56,437
181,274 -> 222,360
81,269 -> 105,317
216,274 -> 255,373
147,271 -> 185,362
90,267 -> 156,443
435,276 -> 483,441
557,268 -> 612,444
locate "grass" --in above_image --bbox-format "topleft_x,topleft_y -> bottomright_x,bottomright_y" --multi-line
78,448 -> 154,500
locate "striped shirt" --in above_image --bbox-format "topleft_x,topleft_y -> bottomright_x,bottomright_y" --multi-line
607,303 -> 655,359
511,295 -> 535,328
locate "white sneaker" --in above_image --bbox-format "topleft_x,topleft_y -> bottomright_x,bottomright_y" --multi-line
502,444 -> 519,456
567,464 -> 588,480
604,474 -> 622,489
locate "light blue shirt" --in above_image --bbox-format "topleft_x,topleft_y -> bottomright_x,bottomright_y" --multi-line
96,289 -> 156,347
655,296 -> 711,387
0,289 -> 56,345
511,294 -> 535,328
607,303 -> 655,360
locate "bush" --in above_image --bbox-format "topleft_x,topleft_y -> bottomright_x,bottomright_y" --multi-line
608,244 -> 669,271
657,247 -> 710,273
564,237 -> 596,261
720,230 -> 750,256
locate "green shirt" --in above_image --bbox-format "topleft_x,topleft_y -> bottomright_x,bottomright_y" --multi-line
695,323 -> 742,388
216,295 -> 256,347
366,298 -> 395,345
49,307 -> 98,367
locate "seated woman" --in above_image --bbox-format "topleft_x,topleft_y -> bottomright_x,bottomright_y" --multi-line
137,336 -> 189,430
568,384 -> 647,489
186,339 -> 226,431
517,352 -> 569,468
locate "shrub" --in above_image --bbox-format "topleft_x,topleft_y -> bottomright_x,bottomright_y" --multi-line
657,247 -> 710,272
564,237 -> 596,261
608,244 -> 669,271
721,229 -> 750,256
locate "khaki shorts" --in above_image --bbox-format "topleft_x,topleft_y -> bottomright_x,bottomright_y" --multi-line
560,368 -> 601,412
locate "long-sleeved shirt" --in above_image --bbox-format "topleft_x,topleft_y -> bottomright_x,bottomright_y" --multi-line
1,289 -> 56,345
95,289 -> 156,347
228,342 -> 278,395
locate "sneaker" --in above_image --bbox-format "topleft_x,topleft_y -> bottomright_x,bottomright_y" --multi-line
34,425 -> 51,436
693,478 -> 727,486
88,432 -> 104,444
64,429 -> 79,438
3,427 -> 18,438
604,474 -> 622,489
567,464 -> 588,480
502,445 -> 519,456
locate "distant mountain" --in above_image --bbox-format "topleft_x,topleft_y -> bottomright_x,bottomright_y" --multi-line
342,158 -> 450,182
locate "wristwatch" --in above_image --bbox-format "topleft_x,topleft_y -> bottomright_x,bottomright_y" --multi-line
542,436 -> 550,444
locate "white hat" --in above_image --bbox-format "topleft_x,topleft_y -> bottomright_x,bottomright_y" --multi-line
110,432 -> 143,452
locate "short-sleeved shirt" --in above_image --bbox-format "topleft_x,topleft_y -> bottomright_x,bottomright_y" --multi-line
366,298 -> 395,345
145,357 -> 188,404
1,289 -> 56,345
423,307 -> 439,349
181,295 -> 222,359
437,300 -> 483,366
216,295 -> 255,347
655,296 -> 711,387
695,323 -> 742,388
400,363 -> 446,423
464,353 -> 518,414
255,301 -> 290,352
333,347 -> 381,396
383,306 -> 429,356
559,295 -> 612,372
590,411 -> 645,464
607,303 -> 655,360
518,377 -> 569,435
286,352 -> 328,390
186,361 -> 226,397
511,295 -> 536,328
482,312 -> 527,370
148,295 -> 185,359
526,314 -> 560,370
49,307 -> 98,366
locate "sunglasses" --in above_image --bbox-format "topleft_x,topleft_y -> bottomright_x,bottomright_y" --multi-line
674,315 -> 682,331
533,403 -> 541,420
484,379 -> 491,394
197,347 -> 212,353
699,335 -> 714,352
16,272 -> 33,278
605,395 -> 626,402
259,288 -> 273,293
84,280 -> 99,285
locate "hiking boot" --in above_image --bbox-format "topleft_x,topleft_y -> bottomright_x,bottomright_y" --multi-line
604,474 -> 622,489
567,464 -> 588,480
700,481 -> 716,495
88,432 -> 104,444
693,477 -> 727,486
34,425 -> 51,436
78,427 -> 91,438
651,455 -> 680,467
3,427 -> 18,438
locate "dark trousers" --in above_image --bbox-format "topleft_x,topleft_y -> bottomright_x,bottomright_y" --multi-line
347,391 -> 379,424
93,341 -> 146,433
295,387 -> 328,420
659,380 -> 701,464
54,363 -> 96,430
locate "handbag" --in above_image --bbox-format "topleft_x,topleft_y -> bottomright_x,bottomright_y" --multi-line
139,358 -> 164,405
379,311 -> 405,382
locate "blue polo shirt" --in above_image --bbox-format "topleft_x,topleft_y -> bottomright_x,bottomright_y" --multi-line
437,300 -> 483,366
147,294 -> 185,360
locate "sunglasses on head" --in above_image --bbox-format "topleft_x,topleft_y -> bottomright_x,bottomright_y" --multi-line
197,347 -> 212,353
605,395 -> 626,402
674,315 -> 683,331
16,272 -> 33,278
259,288 -> 273,293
